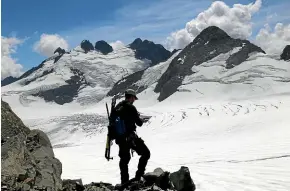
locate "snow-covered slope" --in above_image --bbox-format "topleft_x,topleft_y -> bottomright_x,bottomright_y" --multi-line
107,50 -> 181,98
1,45 -> 150,116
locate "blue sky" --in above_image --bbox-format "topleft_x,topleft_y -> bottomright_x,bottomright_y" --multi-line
2,0 -> 290,72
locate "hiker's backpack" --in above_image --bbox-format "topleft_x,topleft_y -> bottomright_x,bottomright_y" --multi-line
108,100 -> 127,140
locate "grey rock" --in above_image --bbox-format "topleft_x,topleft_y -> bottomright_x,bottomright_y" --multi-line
84,182 -> 113,191
169,166 -> 195,191
1,100 -> 30,144
1,100 -> 62,191
63,179 -> 84,191
144,168 -> 172,190
281,45 -> 290,61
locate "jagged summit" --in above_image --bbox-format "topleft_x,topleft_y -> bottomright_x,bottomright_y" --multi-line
196,26 -> 230,43
129,38 -> 171,66
94,40 -> 113,55
154,26 -> 266,101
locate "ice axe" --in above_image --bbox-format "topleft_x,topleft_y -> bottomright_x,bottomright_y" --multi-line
105,102 -> 113,161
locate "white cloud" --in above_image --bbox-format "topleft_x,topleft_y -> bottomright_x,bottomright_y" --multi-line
109,40 -> 125,50
33,34 -> 69,57
256,23 -> 290,55
166,0 -> 262,50
1,36 -> 24,80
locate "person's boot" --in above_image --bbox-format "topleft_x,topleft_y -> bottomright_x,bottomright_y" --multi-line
134,170 -> 144,181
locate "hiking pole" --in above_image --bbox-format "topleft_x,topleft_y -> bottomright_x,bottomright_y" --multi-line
105,103 -> 113,161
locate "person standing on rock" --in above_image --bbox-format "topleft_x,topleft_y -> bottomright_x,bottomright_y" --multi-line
113,89 -> 151,184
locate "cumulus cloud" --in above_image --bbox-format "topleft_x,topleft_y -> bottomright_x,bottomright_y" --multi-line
33,34 -> 69,57
109,40 -> 125,50
1,36 -> 24,80
166,0 -> 262,50
256,23 -> 290,55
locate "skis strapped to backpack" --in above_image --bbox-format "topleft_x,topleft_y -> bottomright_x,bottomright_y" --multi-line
105,97 -> 116,161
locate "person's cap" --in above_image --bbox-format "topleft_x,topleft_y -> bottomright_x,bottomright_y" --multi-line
125,89 -> 138,100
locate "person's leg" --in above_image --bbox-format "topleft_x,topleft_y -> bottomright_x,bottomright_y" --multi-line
118,139 -> 131,184
131,137 -> 151,180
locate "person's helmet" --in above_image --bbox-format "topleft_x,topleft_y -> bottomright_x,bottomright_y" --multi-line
125,89 -> 138,100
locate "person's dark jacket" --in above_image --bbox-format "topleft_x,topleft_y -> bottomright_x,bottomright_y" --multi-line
115,100 -> 143,135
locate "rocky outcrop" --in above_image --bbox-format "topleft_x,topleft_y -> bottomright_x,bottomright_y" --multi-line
62,166 -> 195,191
1,100 -> 62,191
1,76 -> 18,87
281,45 -> 290,61
171,49 -> 181,56
154,26 -> 266,101
54,47 -> 66,55
95,40 -> 113,55
129,38 -> 171,66
32,68 -> 88,105
106,69 -> 146,99
81,40 -> 94,53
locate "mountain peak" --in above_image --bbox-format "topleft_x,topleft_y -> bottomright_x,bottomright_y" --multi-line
95,40 -> 113,55
129,38 -> 171,66
195,26 -> 230,43
154,26 -> 265,101
130,38 -> 143,49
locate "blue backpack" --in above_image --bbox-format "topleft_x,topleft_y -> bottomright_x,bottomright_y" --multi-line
114,116 -> 126,137
107,100 -> 127,139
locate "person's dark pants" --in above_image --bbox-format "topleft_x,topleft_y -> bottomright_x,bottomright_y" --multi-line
116,133 -> 150,184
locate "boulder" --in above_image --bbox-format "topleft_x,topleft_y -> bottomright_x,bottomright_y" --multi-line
169,166 -> 196,191
1,100 -> 62,191
62,179 -> 85,191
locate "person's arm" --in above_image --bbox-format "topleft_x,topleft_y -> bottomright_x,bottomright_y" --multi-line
131,105 -> 143,126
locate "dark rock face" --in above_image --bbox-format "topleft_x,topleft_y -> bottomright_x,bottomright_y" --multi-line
24,68 -> 54,86
32,68 -> 88,105
1,76 -> 18,87
106,69 -> 146,99
154,26 -> 265,101
171,49 -> 181,56
95,40 -> 113,55
81,40 -> 94,53
54,47 -> 66,55
281,45 -> 290,61
1,100 -> 62,191
129,38 -> 171,66
1,100 -> 30,144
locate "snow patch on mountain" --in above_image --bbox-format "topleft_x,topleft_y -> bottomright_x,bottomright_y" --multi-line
2,46 -> 150,107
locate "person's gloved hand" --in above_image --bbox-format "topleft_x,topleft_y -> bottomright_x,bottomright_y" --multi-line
142,117 -> 150,123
